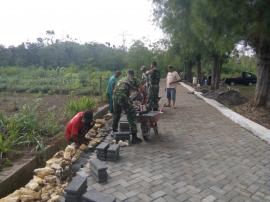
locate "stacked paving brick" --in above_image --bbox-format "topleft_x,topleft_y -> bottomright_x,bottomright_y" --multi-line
96,142 -> 109,161
90,159 -> 108,183
81,190 -> 116,202
64,175 -> 87,202
119,121 -> 130,131
112,131 -> 131,142
106,144 -> 120,161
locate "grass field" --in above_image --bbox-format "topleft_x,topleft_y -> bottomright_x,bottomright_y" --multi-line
0,66 -> 111,96
0,66 -> 111,169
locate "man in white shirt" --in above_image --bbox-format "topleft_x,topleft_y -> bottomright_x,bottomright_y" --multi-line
166,65 -> 181,108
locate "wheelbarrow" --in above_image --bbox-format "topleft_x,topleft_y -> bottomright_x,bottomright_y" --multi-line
136,110 -> 162,141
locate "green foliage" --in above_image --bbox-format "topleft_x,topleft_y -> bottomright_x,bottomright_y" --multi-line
0,134 -> 13,157
0,66 -> 111,96
222,56 -> 256,78
40,111 -> 61,136
0,38 -> 128,69
0,101 -> 61,160
66,96 -> 96,118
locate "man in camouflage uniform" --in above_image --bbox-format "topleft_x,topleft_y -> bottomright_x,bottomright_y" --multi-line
146,61 -> 160,111
112,70 -> 142,144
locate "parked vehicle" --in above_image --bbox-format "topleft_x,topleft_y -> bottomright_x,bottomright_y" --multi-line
225,72 -> 257,86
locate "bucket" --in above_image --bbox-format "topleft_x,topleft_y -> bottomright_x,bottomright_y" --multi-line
192,77 -> 197,85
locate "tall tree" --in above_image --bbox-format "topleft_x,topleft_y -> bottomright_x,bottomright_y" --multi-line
153,0 -> 206,84
191,0 -> 270,107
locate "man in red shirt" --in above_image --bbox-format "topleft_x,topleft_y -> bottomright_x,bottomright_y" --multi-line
65,110 -> 94,144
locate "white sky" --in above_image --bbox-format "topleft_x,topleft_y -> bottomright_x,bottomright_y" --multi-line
0,0 -> 164,47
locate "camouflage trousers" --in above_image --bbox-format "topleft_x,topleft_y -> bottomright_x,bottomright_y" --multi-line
147,84 -> 159,111
112,95 -> 137,134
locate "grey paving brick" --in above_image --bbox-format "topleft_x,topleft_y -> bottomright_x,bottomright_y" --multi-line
82,82 -> 270,202
82,190 -> 116,202
65,175 -> 87,195
202,195 -> 216,202
150,190 -> 167,199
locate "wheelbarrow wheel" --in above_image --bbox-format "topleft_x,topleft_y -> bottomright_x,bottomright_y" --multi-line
153,124 -> 159,136
141,123 -> 150,141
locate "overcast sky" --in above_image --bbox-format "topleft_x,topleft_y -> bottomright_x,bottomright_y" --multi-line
0,0 -> 164,47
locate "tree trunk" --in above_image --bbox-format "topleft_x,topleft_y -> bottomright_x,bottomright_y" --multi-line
196,56 -> 202,84
254,43 -> 270,108
186,60 -> 193,83
211,56 -> 221,90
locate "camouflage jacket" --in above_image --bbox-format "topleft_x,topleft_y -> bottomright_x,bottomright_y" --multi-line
149,68 -> 160,86
113,77 -> 139,98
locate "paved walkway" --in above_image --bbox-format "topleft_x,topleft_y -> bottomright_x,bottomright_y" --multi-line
87,84 -> 270,202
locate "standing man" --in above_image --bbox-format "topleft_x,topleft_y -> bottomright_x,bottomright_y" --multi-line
106,70 -> 121,114
146,61 -> 160,111
112,70 -> 142,144
165,65 -> 181,108
65,110 -> 95,145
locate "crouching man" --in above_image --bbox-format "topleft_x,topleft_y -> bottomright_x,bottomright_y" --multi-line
65,110 -> 95,145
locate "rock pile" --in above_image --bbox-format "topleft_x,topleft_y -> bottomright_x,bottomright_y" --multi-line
0,115 -> 112,202
85,118 -> 108,149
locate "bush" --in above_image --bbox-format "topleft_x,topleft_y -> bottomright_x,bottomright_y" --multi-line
66,96 -> 96,118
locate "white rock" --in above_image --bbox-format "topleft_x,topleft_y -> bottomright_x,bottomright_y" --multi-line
34,167 -> 54,179
33,175 -> 45,185
79,144 -> 87,151
46,158 -> 63,168
44,175 -> 57,184
25,179 -> 40,191
53,151 -> 64,158
63,145 -> 76,160
19,188 -> 41,201
48,194 -> 61,202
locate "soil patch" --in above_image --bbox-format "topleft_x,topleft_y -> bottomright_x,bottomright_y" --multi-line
199,84 -> 270,130
233,103 -> 270,129
203,89 -> 248,106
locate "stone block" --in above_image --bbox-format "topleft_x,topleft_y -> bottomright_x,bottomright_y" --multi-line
96,143 -> 109,152
65,193 -> 80,202
119,121 -> 130,132
112,131 -> 131,141
64,175 -> 87,196
90,159 -> 108,182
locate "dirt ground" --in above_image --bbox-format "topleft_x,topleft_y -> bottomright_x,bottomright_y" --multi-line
0,92 -> 68,117
200,84 -> 270,130
233,103 -> 270,129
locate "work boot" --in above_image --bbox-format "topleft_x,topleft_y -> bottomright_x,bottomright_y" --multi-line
131,133 -> 142,144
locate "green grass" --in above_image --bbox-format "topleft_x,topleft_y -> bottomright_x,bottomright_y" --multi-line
65,96 -> 96,118
0,102 -> 61,161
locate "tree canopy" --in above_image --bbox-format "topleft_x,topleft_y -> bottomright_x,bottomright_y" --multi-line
152,0 -> 270,108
